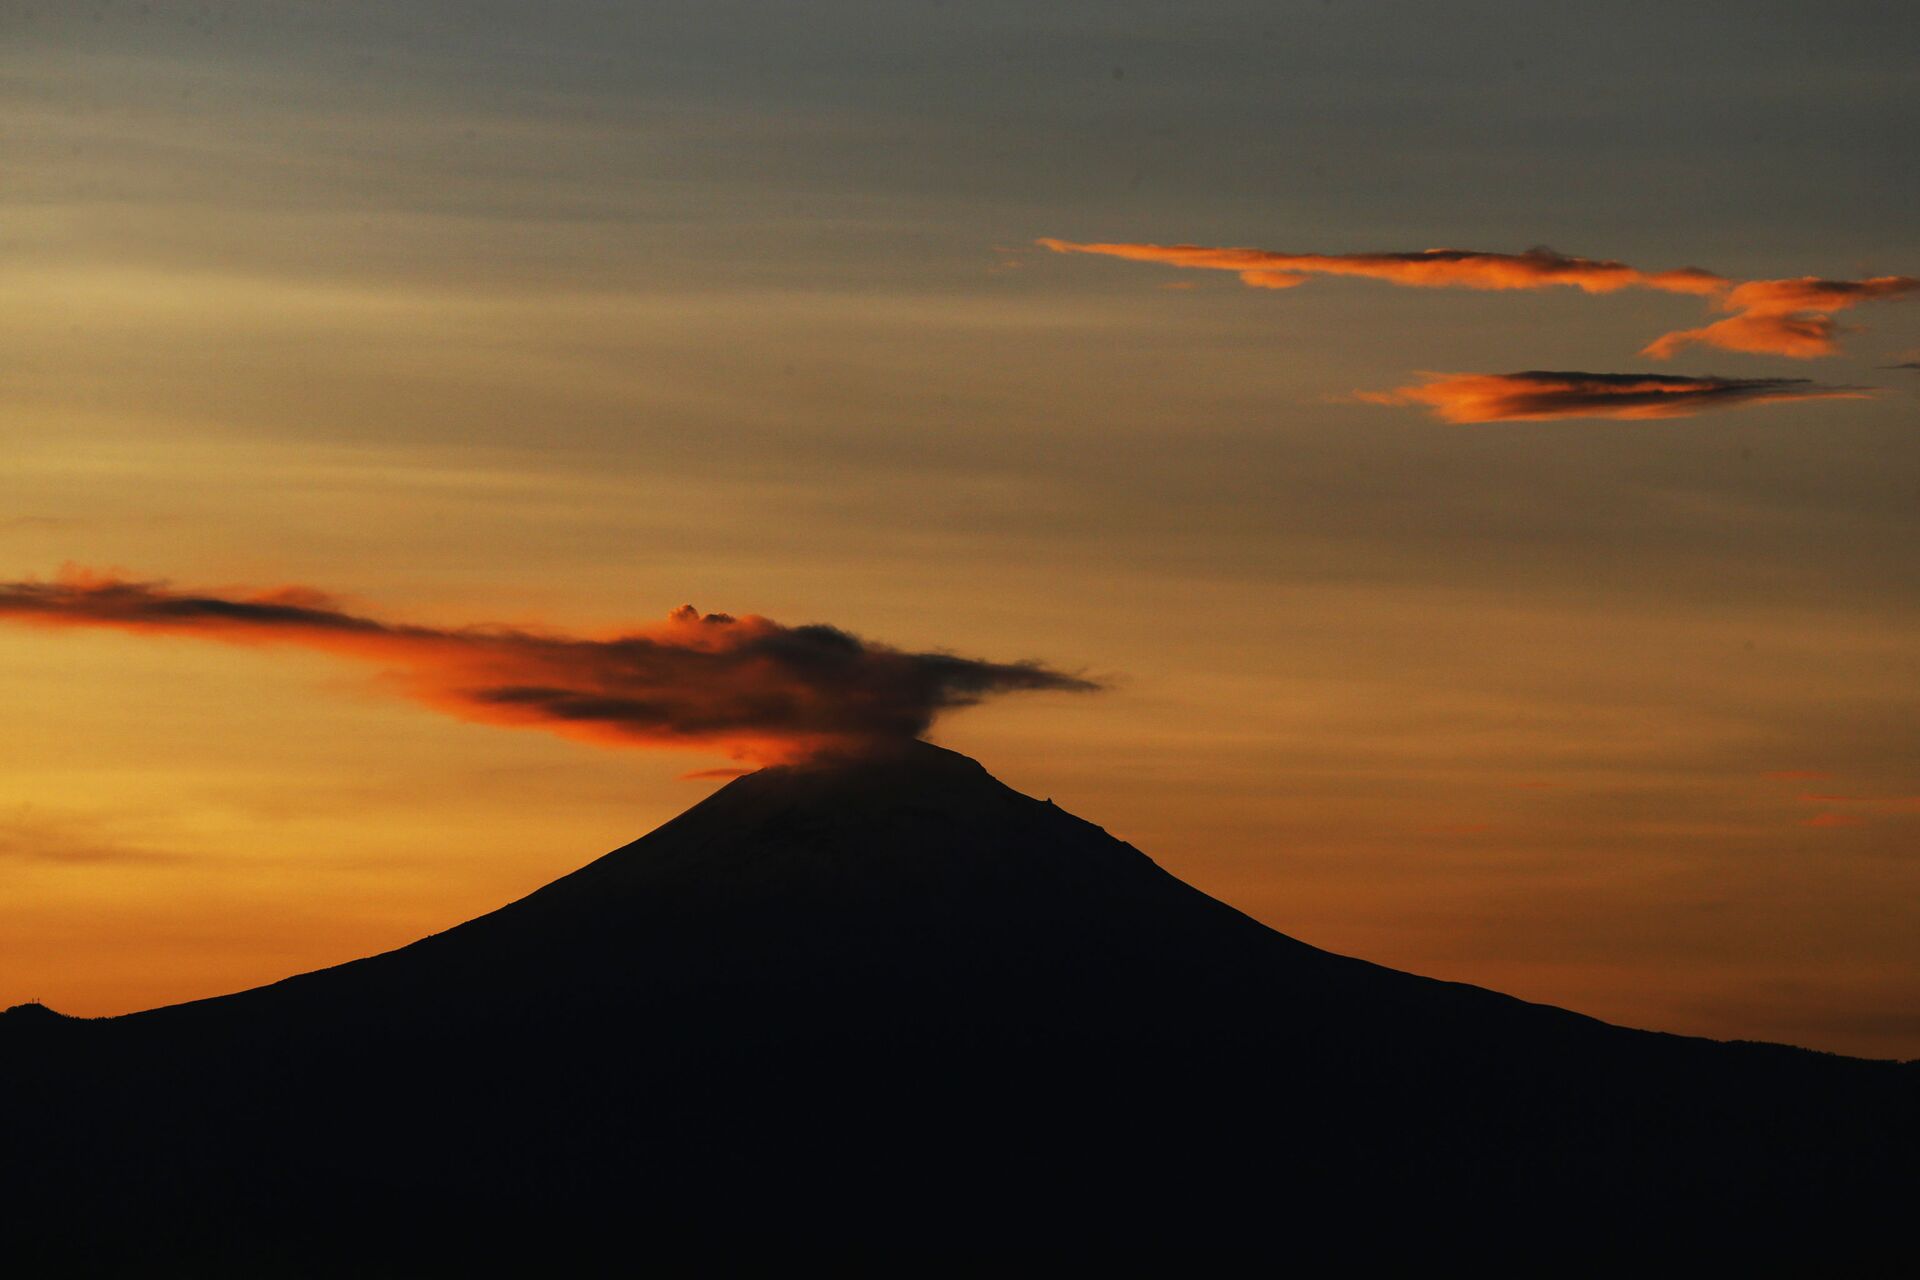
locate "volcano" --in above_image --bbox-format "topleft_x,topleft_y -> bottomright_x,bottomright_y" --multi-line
5,743 -> 1914,1265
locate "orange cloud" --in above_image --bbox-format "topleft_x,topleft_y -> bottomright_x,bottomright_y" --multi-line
1644,276 -> 1920,359
1042,238 -> 1915,359
1359,371 -> 1870,423
1775,787 -> 1920,830
1802,813 -> 1867,829
0,569 -> 1098,765
1037,238 -> 1726,296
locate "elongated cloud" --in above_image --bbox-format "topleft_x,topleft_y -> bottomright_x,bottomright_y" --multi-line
1359,371 -> 1870,423
1037,238 -> 1727,296
0,570 -> 1098,764
1041,238 -> 1914,358
0,811 -> 181,865
1798,793 -> 1920,815
1644,276 -> 1920,359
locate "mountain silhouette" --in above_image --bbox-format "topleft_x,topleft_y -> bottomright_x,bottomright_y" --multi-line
5,743 -> 1914,1267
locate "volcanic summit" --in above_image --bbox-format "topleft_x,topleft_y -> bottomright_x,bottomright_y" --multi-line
4,743 -> 1913,1264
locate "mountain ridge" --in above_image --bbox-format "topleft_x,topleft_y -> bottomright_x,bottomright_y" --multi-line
84,742 -> 1625,1052
4,742 -> 1914,1264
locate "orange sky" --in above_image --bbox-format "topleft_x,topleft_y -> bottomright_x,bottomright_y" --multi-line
4,2 -> 1918,1059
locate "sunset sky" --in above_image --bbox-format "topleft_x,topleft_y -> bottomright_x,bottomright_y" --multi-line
5,2 -> 1917,1057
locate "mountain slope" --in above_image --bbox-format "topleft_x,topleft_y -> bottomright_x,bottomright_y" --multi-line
4,743 -> 1914,1265
129,742 -> 1580,1038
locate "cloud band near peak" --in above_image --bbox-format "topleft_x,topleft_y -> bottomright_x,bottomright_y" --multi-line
0,570 -> 1099,765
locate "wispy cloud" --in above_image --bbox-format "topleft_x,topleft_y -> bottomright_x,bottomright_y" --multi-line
0,569 -> 1099,765
1037,239 -> 1725,296
1799,793 -> 1920,809
1041,238 -> 1915,359
1802,812 -> 1867,829
0,809 -> 182,865
1644,276 -> 1920,360
1357,371 -> 1870,423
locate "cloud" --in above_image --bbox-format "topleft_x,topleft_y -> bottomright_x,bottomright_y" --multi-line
1041,238 -> 1915,359
1882,361 -> 1920,371
1767,785 -> 1920,830
1802,812 -> 1866,829
0,810 -> 182,865
1037,238 -> 1726,296
1358,370 -> 1871,423
1643,275 -> 1920,359
0,569 -> 1099,764
1797,793 -> 1920,814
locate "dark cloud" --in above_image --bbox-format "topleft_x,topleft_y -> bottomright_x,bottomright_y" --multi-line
0,570 -> 1099,764
1358,371 -> 1872,423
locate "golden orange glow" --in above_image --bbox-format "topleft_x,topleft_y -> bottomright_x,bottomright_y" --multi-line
0,569 -> 1095,765
6,2 -> 1917,1065
1356,370 -> 1870,422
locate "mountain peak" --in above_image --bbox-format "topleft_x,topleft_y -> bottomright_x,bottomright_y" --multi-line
511,735 -> 1144,923
0,1001 -> 68,1025
723,737 -> 1001,801
695,740 -> 1021,821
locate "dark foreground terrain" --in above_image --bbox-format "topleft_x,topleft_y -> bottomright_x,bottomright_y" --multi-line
4,743 -> 1914,1269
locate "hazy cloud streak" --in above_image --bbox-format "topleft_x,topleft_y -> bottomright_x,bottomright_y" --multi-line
0,811 -> 182,866
1037,238 -> 1726,296
1042,238 -> 1915,359
0,570 -> 1098,764
1358,371 -> 1871,423
1800,793 -> 1920,809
